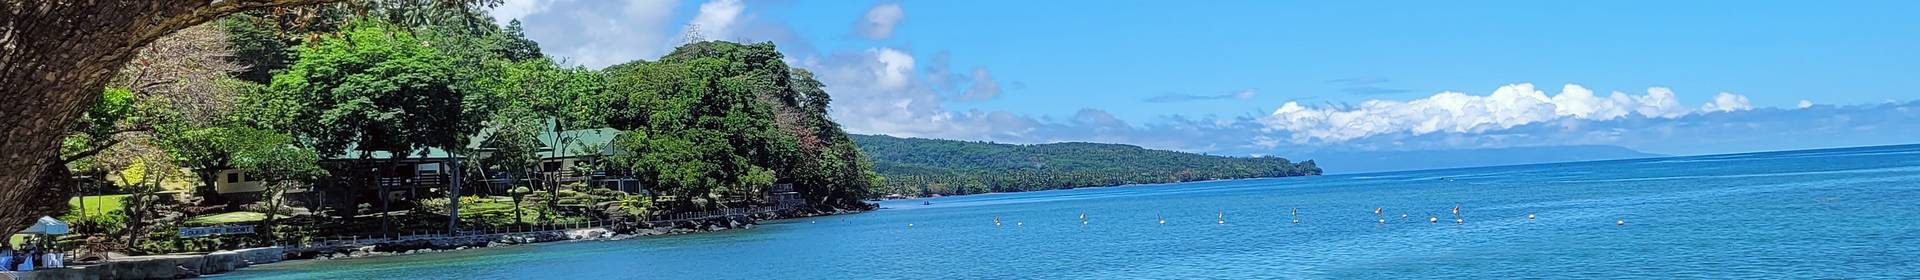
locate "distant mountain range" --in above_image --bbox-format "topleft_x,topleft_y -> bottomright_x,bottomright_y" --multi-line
1284,145 -> 1665,174
850,134 -> 1320,196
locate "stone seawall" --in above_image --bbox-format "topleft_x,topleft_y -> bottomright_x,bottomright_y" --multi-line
4,247 -> 284,280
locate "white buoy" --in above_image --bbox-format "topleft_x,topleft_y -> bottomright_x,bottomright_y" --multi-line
1617,219 -> 1626,226
1527,213 -> 1536,220
1456,218 -> 1464,224
908,223 -> 914,227
1429,216 -> 1438,223
1292,219 -> 1299,224
1378,219 -> 1386,224
1017,222 -> 1023,226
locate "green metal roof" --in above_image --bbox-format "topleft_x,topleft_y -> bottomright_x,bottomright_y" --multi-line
539,128 -> 620,158
327,120 -> 622,160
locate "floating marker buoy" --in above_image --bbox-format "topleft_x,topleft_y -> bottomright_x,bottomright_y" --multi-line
1617,219 -> 1626,226
1378,219 -> 1386,224
1456,218 -> 1464,224
1528,213 -> 1536,220
1017,222 -> 1023,226
1292,219 -> 1299,224
908,223 -> 914,227
1430,216 -> 1438,223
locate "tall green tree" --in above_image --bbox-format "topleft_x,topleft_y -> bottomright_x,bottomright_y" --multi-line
267,19 -> 477,229
598,41 -> 877,211
270,19 -> 473,159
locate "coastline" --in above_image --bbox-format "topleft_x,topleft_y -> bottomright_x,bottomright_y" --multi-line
876,175 -> 1304,201
5,208 -> 866,280
278,207 -> 866,262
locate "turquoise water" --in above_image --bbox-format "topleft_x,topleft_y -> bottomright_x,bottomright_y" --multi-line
220,145 -> 1920,279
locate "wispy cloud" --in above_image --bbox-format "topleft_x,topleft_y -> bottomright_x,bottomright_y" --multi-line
960,68 -> 1002,101
1328,77 -> 1410,95
1142,89 -> 1257,103
854,2 -> 904,39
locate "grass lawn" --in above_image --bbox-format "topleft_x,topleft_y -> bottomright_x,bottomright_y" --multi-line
186,211 -> 281,225
68,194 -> 128,214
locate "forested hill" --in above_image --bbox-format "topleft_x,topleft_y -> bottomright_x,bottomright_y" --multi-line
851,134 -> 1321,196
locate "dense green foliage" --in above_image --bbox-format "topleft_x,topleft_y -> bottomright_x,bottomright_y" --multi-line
267,20 -> 476,158
853,134 -> 1320,196
593,42 -> 878,211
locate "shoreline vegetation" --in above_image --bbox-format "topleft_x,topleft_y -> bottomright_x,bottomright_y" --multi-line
854,134 -> 1321,197
35,6 -> 889,275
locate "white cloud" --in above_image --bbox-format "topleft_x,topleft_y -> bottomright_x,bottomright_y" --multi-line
855,2 -> 905,39
1799,99 -> 1815,108
1259,83 -> 1754,143
1700,92 -> 1754,112
491,0 -> 555,25
1233,89 -> 1257,99
683,0 -> 745,42
491,0 -> 679,68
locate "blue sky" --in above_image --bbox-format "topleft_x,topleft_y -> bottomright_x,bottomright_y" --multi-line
493,0 -> 1920,156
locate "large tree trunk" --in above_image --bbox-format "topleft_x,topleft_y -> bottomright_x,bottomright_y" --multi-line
0,0 -> 342,236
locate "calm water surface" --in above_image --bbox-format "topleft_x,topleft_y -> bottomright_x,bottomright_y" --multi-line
219,145 -> 1920,279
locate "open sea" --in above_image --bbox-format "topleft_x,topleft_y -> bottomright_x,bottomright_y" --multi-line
217,145 -> 1920,279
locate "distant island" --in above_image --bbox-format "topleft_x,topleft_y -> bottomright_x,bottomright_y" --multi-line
852,134 -> 1321,197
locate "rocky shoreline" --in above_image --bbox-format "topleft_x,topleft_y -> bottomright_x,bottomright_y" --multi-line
4,208 -> 865,280
292,214 -> 766,260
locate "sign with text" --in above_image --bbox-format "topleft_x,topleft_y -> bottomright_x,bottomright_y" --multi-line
178,225 -> 255,238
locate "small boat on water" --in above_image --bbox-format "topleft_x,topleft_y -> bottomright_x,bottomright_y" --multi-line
922,201 -> 932,206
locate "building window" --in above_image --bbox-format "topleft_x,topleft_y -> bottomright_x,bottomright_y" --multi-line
227,173 -> 240,183
544,161 -> 562,172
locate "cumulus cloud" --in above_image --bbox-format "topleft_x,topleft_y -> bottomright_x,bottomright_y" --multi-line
682,0 -> 745,42
1143,89 -> 1258,103
494,0 -> 809,68
490,0 -> 678,68
1699,92 -> 1753,112
1310,101 -> 1920,155
1259,83 -> 1752,143
490,0 -> 555,25
855,2 -> 905,39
